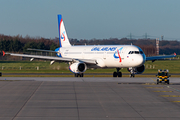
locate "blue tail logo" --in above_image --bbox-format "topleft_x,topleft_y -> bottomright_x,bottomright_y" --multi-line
61,31 -> 66,41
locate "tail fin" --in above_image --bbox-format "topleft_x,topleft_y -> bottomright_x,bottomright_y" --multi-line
58,14 -> 71,47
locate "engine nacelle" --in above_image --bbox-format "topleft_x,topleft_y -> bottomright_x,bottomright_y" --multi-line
127,65 -> 145,74
136,65 -> 145,74
69,62 -> 87,73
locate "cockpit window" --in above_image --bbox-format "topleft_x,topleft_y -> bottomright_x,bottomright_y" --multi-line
128,51 -> 143,54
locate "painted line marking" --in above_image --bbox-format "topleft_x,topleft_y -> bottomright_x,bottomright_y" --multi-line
146,87 -> 164,89
150,78 -> 156,82
171,101 -> 180,103
153,91 -> 173,92
160,95 -> 180,97
167,86 -> 180,92
143,83 -> 156,85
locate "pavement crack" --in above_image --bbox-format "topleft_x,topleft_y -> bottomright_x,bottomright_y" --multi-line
107,83 -> 145,120
73,82 -> 80,120
12,81 -> 43,120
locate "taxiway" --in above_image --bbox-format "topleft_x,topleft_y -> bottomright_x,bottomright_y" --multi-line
0,77 -> 180,120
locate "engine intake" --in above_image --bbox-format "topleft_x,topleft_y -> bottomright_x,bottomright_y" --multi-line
136,65 -> 145,74
69,62 -> 87,73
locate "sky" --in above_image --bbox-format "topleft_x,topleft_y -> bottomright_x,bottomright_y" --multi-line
0,0 -> 180,40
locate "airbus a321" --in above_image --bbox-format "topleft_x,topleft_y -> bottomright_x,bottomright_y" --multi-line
4,14 -> 176,77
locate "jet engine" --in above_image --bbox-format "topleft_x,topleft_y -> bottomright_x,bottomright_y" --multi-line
69,62 -> 87,73
127,65 -> 145,74
135,65 -> 145,74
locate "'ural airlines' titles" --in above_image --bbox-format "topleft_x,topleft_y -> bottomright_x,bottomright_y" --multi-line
91,47 -> 117,51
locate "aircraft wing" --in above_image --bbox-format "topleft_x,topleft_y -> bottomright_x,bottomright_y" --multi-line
5,52 -> 97,64
146,53 -> 176,62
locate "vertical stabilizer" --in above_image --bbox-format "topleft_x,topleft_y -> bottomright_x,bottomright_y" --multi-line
58,14 -> 71,47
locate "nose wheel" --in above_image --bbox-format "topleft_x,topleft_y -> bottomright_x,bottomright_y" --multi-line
113,68 -> 122,77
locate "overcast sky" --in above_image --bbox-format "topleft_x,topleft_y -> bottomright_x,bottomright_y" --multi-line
0,0 -> 180,40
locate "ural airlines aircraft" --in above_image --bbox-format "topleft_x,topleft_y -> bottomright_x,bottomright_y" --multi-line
4,14 -> 176,77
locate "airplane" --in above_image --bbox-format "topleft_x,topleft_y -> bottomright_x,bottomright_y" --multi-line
3,14 -> 176,77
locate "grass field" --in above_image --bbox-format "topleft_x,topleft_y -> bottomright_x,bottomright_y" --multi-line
0,56 -> 179,77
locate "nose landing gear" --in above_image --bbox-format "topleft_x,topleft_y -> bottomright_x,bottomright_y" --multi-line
127,68 -> 135,77
129,68 -> 135,77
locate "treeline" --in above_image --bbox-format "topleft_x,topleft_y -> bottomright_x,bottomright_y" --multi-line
0,34 -> 59,52
0,34 -> 180,55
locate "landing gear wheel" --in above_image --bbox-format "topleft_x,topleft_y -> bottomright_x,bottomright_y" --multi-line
80,73 -> 84,77
118,72 -> 122,77
113,72 -> 117,77
75,73 -> 78,77
113,68 -> 122,77
75,73 -> 84,77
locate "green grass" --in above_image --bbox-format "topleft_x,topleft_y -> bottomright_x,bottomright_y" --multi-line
143,58 -> 180,73
0,61 -> 69,73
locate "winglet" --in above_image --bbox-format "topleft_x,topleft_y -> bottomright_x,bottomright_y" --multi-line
174,52 -> 176,56
2,51 -> 5,56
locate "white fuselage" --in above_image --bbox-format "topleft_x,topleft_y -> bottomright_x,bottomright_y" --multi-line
57,45 -> 146,68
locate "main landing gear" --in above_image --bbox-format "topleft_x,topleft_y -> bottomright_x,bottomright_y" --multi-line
113,68 -> 122,77
74,73 -> 84,77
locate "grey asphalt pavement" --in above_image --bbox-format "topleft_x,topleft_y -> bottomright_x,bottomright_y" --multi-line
0,77 -> 180,120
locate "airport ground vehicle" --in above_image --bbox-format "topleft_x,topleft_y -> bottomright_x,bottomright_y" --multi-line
156,69 -> 170,84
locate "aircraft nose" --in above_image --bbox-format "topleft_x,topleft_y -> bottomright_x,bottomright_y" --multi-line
136,55 -> 145,66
